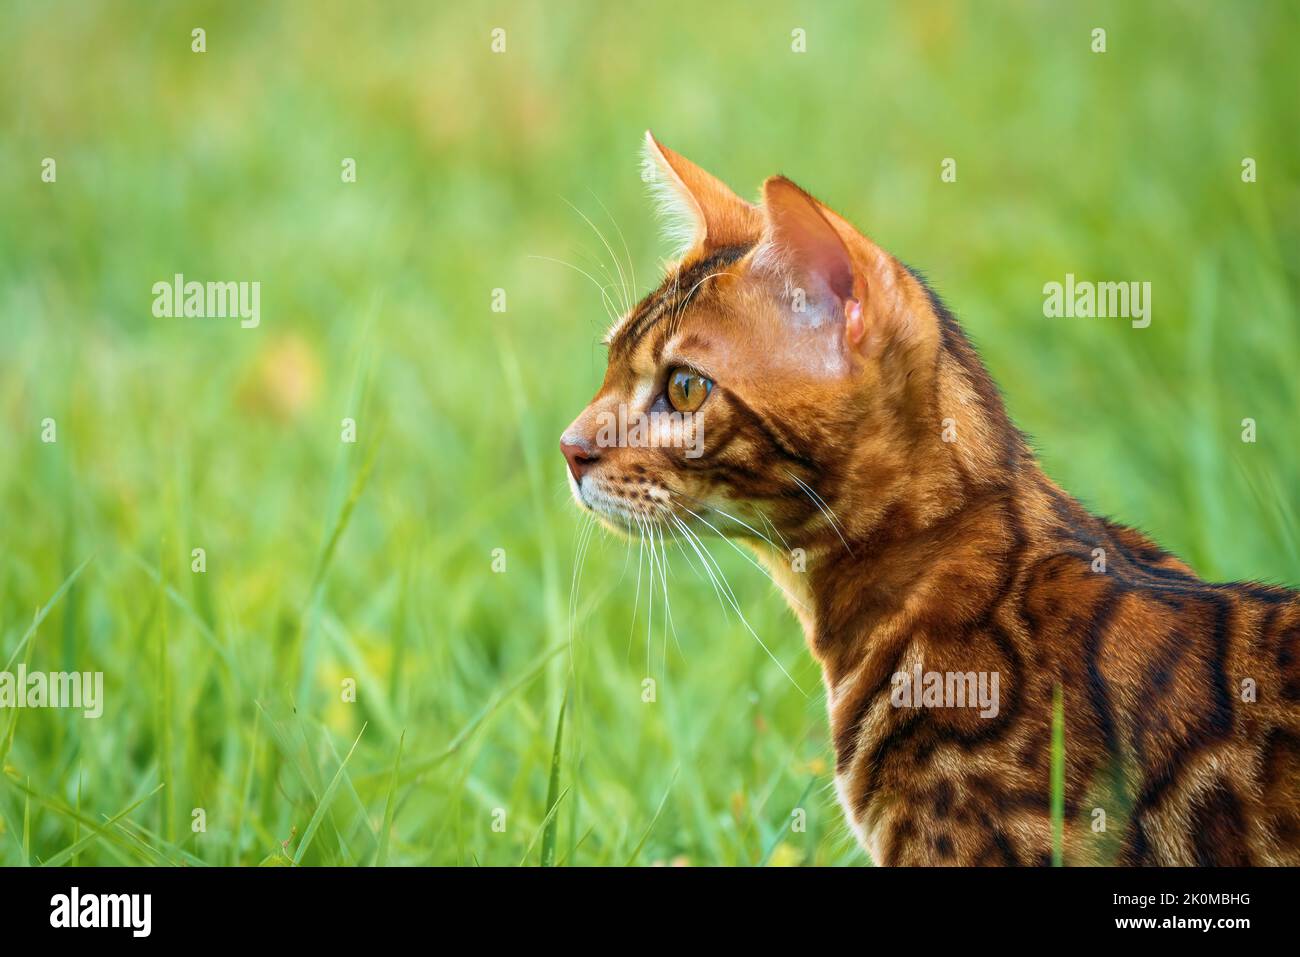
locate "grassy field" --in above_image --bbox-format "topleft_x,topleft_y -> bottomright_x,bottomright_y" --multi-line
1,1 -> 1297,866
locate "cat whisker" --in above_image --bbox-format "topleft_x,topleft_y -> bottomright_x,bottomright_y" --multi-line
784,469 -> 855,557
669,269 -> 735,341
526,254 -> 622,323
639,512 -> 655,670
665,512 -> 733,623
672,490 -> 783,553
614,513 -> 636,582
649,521 -> 683,666
670,511 -> 805,694
625,515 -> 647,664
675,504 -> 810,614
756,508 -> 792,552
575,244 -> 635,320
642,513 -> 657,675
567,513 -> 599,671
669,511 -> 807,697
567,512 -> 595,630
561,196 -> 633,315
658,523 -> 685,660
586,188 -> 638,313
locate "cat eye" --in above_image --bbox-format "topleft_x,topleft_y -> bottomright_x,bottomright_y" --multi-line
666,367 -> 713,413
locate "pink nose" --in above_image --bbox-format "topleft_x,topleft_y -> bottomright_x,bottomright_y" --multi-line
560,437 -> 600,482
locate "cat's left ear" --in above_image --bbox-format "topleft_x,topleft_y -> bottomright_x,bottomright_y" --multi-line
643,131 -> 762,257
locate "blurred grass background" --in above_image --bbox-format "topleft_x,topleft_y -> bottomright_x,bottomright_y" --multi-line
0,0 -> 1296,865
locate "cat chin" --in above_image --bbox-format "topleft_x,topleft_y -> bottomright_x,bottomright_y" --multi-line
578,492 -> 669,538
589,504 -> 666,537
593,513 -> 640,537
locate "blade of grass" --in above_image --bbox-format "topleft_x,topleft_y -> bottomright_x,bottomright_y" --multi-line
19,781 -> 167,868
322,615 -> 401,740
115,819 -> 211,867
106,823 -> 171,866
540,690 -> 568,867
308,432 -> 381,595
293,723 -> 367,865
625,767 -> 679,867
2,555 -> 93,672
517,786 -> 570,867
555,824 -> 594,867
367,637 -> 568,788
1051,683 -> 1065,867
376,730 -> 405,867
2,608 -> 41,769
2,775 -> 160,864
22,778 -> 31,867
156,546 -> 175,842
125,552 -> 240,678
317,717 -> 380,862
0,799 -> 25,860
72,767 -> 82,867
231,696 -> 264,865
295,435 -> 382,710
758,775 -> 817,866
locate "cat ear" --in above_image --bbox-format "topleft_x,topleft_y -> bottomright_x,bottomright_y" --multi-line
759,176 -> 856,301
758,175 -> 920,355
643,131 -> 762,257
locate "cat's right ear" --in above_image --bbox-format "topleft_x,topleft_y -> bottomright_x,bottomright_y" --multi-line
642,131 -> 762,258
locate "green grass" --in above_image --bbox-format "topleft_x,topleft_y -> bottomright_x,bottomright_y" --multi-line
1,1 -> 1297,866
1051,685 -> 1065,867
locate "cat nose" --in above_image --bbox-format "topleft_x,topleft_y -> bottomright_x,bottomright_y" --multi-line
560,436 -> 600,482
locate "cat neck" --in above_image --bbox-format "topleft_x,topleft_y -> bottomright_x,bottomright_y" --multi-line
754,301 -> 1042,684
771,443 -> 1047,687
810,481 -> 1029,682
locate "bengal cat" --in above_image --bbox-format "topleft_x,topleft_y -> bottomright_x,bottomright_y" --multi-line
559,133 -> 1300,866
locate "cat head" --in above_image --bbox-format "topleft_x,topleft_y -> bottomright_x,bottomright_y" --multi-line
561,133 -> 1008,556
